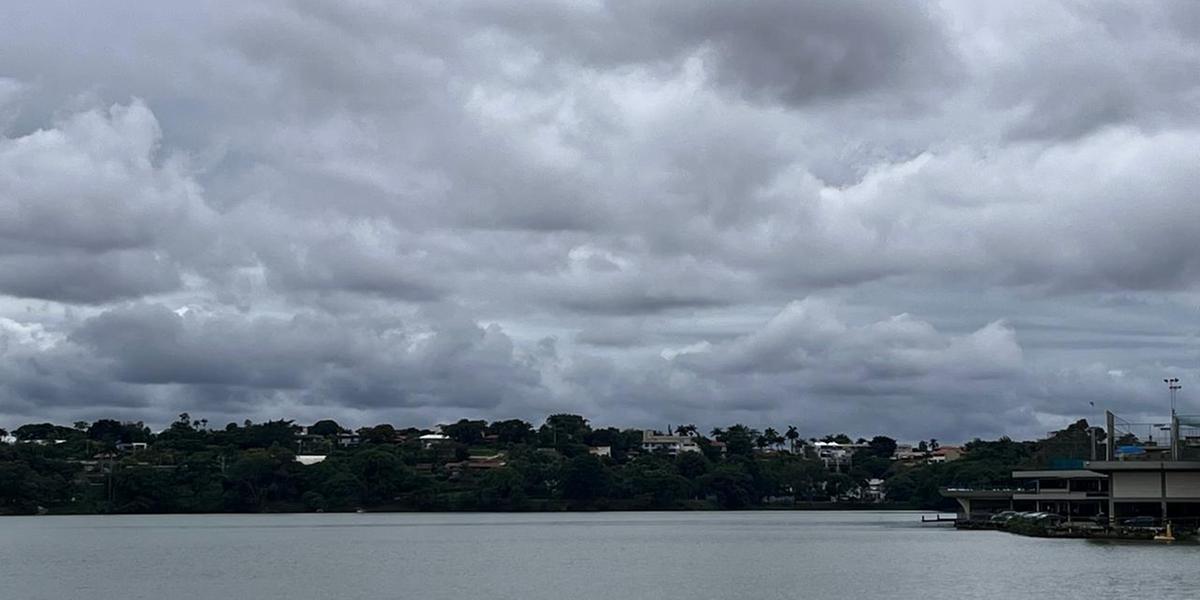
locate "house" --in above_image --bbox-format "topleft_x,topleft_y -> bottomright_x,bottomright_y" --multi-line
863,478 -> 886,502
295,455 -> 327,466
928,446 -> 963,463
811,441 -> 866,469
336,432 -> 362,447
891,444 -> 923,461
588,446 -> 612,458
296,433 -> 331,454
445,453 -> 508,472
419,433 -> 450,449
641,431 -> 700,455
115,442 -> 148,452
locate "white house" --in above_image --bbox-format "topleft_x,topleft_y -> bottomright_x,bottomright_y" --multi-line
812,441 -> 866,469
641,431 -> 700,455
419,433 -> 450,449
891,444 -> 923,461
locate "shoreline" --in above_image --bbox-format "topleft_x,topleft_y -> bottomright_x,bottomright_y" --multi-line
3,504 -> 934,517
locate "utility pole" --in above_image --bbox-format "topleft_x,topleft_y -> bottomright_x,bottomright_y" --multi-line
1165,378 -> 1181,461
1165,378 -> 1181,416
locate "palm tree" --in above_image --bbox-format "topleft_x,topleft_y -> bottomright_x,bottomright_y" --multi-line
785,426 -> 800,453
677,424 -> 698,437
763,427 -> 781,451
710,427 -> 725,439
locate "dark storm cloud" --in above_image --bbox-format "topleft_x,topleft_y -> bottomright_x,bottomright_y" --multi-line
69,303 -> 543,405
471,0 -> 960,107
1,1 -> 1198,439
0,252 -> 181,304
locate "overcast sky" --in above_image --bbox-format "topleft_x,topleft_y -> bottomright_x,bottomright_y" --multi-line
1,1 -> 1198,441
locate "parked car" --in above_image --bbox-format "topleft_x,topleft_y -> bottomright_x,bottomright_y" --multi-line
1120,515 -> 1157,527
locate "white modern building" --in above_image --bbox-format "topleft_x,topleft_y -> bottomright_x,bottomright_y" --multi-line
811,441 -> 866,469
641,431 -> 700,455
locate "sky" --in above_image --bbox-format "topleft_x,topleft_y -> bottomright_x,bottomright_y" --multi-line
1,1 -> 1199,441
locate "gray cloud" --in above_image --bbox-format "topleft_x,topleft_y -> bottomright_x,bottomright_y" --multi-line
0,1 -> 1198,440
470,0 -> 960,107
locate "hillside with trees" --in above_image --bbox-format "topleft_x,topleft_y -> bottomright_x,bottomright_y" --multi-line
0,414 -> 1093,515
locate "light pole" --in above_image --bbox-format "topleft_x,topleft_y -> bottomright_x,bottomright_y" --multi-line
1165,378 -> 1181,416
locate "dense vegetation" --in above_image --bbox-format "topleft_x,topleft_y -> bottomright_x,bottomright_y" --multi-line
0,414 -> 1097,515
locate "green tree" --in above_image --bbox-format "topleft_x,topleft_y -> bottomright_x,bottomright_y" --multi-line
785,426 -> 800,452
308,420 -> 342,437
359,424 -> 397,444
676,451 -> 711,480
488,419 -> 536,445
867,436 -> 898,459
700,464 -> 754,509
822,433 -> 852,444
477,468 -> 528,510
623,459 -> 690,508
560,454 -> 609,503
347,448 -> 415,504
540,414 -> 592,447
441,419 -> 488,445
720,425 -> 756,457
225,447 -> 299,510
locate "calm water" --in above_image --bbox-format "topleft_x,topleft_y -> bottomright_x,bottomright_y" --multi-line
2,511 -> 1197,599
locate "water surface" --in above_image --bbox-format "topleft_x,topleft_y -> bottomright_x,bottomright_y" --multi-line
2,511 -> 1195,599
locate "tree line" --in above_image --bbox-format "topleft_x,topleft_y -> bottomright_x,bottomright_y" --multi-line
0,414 -> 1097,515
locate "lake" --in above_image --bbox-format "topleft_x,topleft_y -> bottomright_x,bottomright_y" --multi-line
2,511 -> 1197,599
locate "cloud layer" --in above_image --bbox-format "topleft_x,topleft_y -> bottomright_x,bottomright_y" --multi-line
1,1 -> 1198,440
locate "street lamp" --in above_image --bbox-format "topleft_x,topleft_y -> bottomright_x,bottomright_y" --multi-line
1165,377 -> 1181,417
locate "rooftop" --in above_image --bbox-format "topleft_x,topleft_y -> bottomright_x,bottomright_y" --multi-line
1011,469 -> 1104,479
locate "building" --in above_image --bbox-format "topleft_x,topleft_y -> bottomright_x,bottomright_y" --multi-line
863,478 -> 886,502
943,409 -> 1200,526
295,455 -> 327,466
811,441 -> 866,469
588,446 -> 612,458
115,442 -> 148,452
1081,410 -> 1200,525
419,433 -> 450,449
19,438 -> 67,446
928,446 -> 963,463
641,431 -> 700,455
336,432 -> 362,447
942,469 -> 1109,521
892,444 -> 922,461
446,453 -> 508,472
